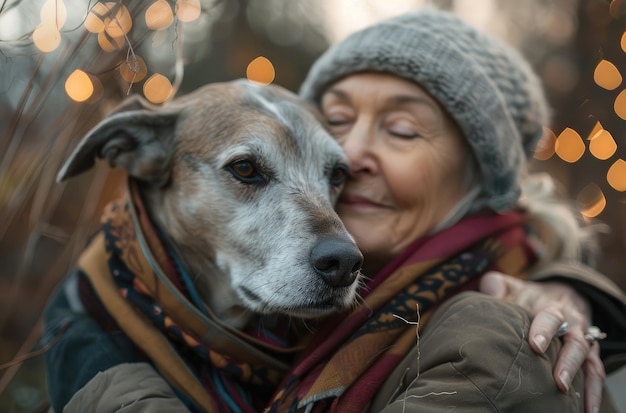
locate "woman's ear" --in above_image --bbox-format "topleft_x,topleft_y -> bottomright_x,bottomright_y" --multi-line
57,95 -> 180,187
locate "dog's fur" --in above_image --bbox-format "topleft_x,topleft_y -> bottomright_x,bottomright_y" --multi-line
58,80 -> 363,328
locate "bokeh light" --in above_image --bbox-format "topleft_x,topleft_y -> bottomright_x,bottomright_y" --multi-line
621,30 -> 626,53
33,24 -> 61,53
533,127 -> 557,160
86,75 -> 104,104
40,0 -> 67,29
119,56 -> 148,83
84,2 -> 110,33
176,0 -> 202,22
143,73 -> 173,103
607,159 -> 626,191
65,70 -> 94,102
593,59 -> 622,90
246,56 -> 275,85
146,0 -> 174,30
555,127 -> 585,163
577,183 -> 606,218
614,89 -> 626,120
588,126 -> 617,160
98,31 -> 125,52
104,4 -> 132,38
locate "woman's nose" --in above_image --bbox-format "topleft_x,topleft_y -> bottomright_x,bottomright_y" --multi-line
341,121 -> 377,175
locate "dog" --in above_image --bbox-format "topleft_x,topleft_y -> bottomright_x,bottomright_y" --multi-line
56,79 -> 363,329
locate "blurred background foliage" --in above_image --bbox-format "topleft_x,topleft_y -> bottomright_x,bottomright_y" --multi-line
0,0 -> 625,411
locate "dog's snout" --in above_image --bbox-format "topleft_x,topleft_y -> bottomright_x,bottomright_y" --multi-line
311,237 -> 363,287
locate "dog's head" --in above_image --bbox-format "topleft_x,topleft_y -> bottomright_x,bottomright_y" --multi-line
58,80 -> 363,323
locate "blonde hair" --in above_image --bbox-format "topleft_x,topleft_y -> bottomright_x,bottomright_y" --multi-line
519,172 -> 602,266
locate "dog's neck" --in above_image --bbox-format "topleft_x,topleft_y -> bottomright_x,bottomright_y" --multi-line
136,182 -> 258,330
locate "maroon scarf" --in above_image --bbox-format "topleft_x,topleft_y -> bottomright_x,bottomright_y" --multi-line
267,212 -> 537,412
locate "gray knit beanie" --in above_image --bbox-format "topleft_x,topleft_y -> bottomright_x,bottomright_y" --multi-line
299,7 -> 551,212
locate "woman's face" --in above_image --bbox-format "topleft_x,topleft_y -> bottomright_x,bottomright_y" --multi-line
320,73 -> 470,274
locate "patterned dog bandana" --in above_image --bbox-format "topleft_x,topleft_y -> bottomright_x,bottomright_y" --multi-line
77,179 -> 305,412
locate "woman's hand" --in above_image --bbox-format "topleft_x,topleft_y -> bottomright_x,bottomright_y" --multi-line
479,271 -> 606,413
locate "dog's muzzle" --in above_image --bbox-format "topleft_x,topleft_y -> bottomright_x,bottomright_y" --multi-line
310,237 -> 363,287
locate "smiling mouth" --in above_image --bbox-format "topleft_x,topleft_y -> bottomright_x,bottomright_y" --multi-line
339,193 -> 387,210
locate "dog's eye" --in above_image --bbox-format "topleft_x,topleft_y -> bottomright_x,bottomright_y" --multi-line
329,164 -> 349,186
227,159 -> 265,185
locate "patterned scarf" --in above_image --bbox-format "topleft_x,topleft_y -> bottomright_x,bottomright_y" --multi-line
267,211 -> 537,412
77,179 -> 537,413
77,180 -> 305,413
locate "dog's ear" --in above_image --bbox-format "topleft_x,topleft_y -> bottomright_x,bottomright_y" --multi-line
57,95 -> 180,187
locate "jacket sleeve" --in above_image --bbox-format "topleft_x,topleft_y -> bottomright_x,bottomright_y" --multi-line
372,292 -> 585,413
529,261 -> 626,370
44,271 -> 148,411
63,363 -> 190,413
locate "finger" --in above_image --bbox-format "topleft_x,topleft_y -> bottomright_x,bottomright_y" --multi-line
584,345 -> 606,413
553,331 -> 590,392
528,307 -> 565,354
479,271 -> 518,299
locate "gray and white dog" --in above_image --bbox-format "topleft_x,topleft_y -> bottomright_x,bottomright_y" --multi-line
57,79 -> 363,328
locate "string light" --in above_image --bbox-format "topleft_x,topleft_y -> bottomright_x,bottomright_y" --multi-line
97,30 -> 125,52
119,56 -> 148,83
103,4 -> 132,38
84,2 -> 110,33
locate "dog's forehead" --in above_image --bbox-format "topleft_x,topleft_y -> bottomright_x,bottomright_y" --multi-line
177,81 -> 345,163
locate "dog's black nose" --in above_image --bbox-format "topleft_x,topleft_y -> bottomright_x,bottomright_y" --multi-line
311,237 -> 363,287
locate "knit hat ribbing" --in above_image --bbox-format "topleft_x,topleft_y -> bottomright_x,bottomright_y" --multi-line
299,8 -> 551,212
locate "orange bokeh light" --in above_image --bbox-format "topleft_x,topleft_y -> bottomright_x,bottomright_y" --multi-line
104,4 -> 132,38
120,56 -> 148,83
593,59 -> 622,90
246,56 -> 275,85
588,127 -> 617,160
614,89 -> 626,120
607,159 -> 626,192
40,0 -> 67,29
555,127 -> 585,163
33,24 -> 61,53
146,0 -> 174,30
98,30 -> 125,52
577,183 -> 606,218
65,69 -> 94,102
143,73 -> 173,103
176,0 -> 202,22
85,2 -> 112,33
533,127 -> 557,160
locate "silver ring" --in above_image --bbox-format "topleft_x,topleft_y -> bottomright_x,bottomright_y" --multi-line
556,321 -> 569,337
584,326 -> 607,343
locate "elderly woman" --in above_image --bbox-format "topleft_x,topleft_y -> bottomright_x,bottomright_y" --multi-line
266,7 -> 626,413
45,7 -> 625,413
